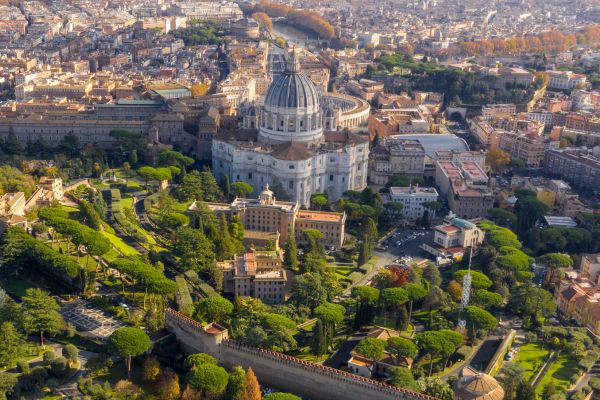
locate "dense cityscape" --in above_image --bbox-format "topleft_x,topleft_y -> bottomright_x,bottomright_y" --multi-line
0,0 -> 600,399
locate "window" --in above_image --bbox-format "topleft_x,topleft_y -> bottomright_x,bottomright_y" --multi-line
248,173 -> 252,179
329,175 -> 334,181
289,165 -> 295,169
289,180 -> 294,189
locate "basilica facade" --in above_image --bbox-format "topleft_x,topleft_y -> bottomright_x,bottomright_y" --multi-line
212,50 -> 369,206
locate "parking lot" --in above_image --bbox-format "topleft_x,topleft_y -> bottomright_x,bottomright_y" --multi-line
378,228 -> 434,265
61,299 -> 125,340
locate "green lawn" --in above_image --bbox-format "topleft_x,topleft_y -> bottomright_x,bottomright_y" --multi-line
293,346 -> 328,363
333,264 -> 354,280
3,276 -> 37,297
513,343 -> 550,382
535,353 -> 578,394
120,196 -> 134,210
101,231 -> 139,256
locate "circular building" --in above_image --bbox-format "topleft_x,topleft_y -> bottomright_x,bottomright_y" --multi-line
454,367 -> 505,400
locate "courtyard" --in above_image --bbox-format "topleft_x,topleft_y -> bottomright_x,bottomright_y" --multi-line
61,299 -> 125,340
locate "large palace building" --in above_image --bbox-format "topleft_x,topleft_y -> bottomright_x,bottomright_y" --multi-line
190,185 -> 346,248
212,50 -> 370,206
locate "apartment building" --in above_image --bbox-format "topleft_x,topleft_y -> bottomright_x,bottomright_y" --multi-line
39,177 -> 63,200
435,160 -> 493,219
218,251 -> 287,303
368,109 -> 430,139
389,186 -> 439,220
547,71 -> 587,90
499,131 -> 558,167
368,138 -> 426,185
555,255 -> 600,335
544,148 -> 600,189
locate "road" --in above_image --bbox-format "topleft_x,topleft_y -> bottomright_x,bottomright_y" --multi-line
55,349 -> 96,398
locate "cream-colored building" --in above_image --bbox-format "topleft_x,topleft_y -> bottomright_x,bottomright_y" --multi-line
191,185 -> 346,247
217,251 -> 287,303
39,177 -> 63,200
421,215 -> 484,260
555,257 -> 600,335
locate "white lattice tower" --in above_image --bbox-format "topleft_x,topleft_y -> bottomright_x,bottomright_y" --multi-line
457,244 -> 474,329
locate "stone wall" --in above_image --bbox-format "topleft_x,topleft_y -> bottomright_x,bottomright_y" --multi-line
165,308 -> 436,400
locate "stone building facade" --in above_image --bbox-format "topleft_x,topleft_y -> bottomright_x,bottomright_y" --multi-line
212,50 -> 370,206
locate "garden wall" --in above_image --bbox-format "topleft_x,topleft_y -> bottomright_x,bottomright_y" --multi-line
165,308 -> 435,400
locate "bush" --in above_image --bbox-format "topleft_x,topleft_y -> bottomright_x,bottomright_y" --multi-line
17,360 -> 30,373
50,357 -> 69,378
525,332 -> 538,343
86,354 -> 113,374
63,344 -> 79,362
43,350 -> 55,364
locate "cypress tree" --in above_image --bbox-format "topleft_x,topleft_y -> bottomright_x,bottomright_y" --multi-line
312,319 -> 328,356
283,232 -> 299,270
397,305 -> 409,331
216,213 -> 235,260
358,238 -> 370,266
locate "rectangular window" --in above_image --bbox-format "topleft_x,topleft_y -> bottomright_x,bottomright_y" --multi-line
329,175 -> 334,181
289,180 -> 294,189
289,165 -> 295,169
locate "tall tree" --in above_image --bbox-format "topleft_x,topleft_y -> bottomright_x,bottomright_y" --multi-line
0,322 -> 23,368
215,213 -> 236,260
231,182 -> 254,198
283,232 -> 299,270
351,286 -> 379,329
187,363 -> 229,398
195,297 -> 234,324
422,263 -> 441,287
241,368 -> 261,400
108,327 -> 152,379
355,338 -> 386,360
387,367 -> 415,389
312,319 -> 328,356
225,365 -> 245,400
21,289 -> 64,346
155,368 -> 181,400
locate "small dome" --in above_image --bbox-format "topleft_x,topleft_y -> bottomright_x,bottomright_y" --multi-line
259,184 -> 275,204
454,367 -> 505,400
264,49 -> 320,110
247,105 -> 258,117
323,106 -> 336,118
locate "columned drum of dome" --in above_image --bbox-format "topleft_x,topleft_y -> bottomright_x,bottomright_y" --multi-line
259,50 -> 324,145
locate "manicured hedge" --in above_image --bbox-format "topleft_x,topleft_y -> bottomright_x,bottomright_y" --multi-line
175,275 -> 193,315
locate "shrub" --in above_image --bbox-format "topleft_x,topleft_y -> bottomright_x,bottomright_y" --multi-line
17,360 -> 30,373
50,357 -> 69,378
43,350 -> 55,364
63,344 -> 79,362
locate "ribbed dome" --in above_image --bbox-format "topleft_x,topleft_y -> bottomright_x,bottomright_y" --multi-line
264,50 -> 320,109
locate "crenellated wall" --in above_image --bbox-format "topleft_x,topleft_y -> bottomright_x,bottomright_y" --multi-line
165,308 -> 437,400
